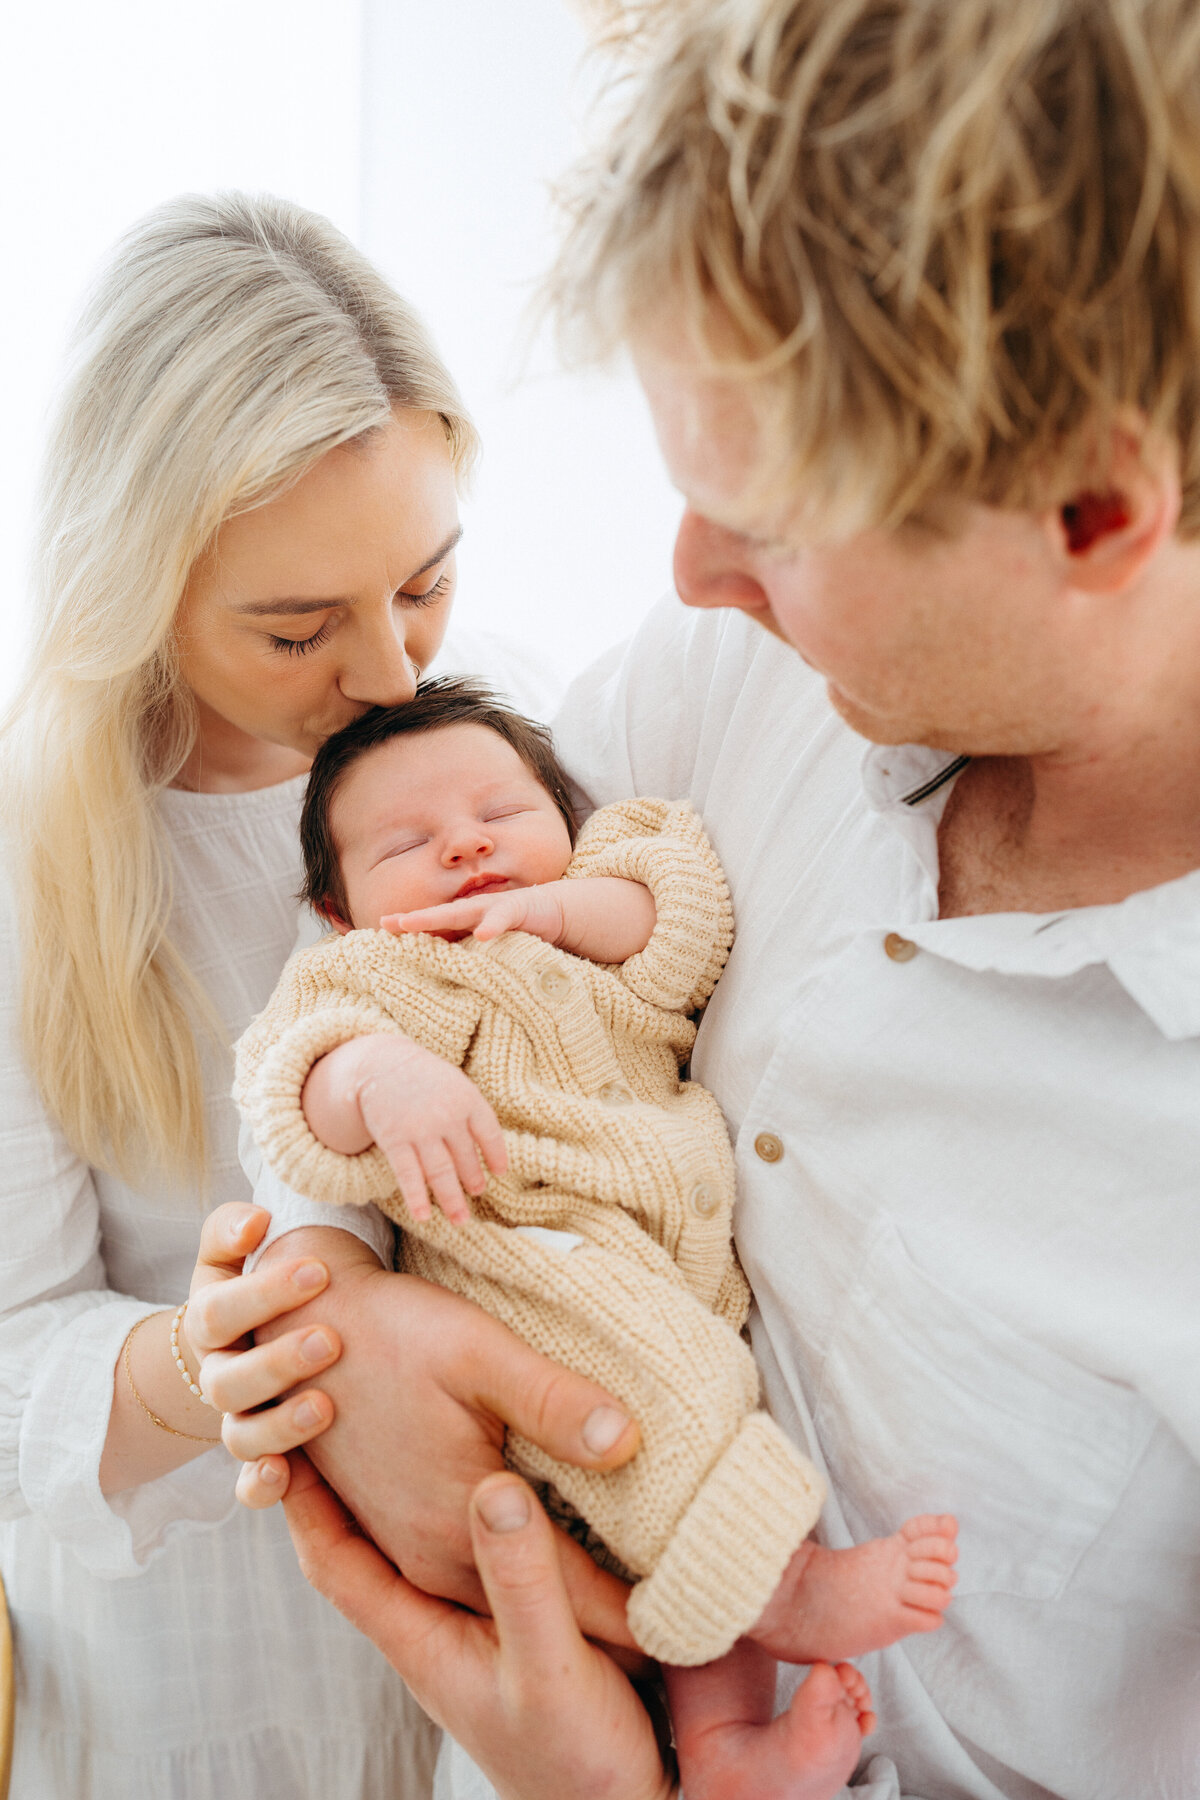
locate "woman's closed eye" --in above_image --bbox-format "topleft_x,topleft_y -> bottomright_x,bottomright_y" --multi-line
269,571 -> 451,654
269,620 -> 334,657
397,572 -> 451,610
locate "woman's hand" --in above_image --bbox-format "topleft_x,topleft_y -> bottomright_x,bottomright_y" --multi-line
185,1203 -> 347,1501
285,1456 -> 675,1800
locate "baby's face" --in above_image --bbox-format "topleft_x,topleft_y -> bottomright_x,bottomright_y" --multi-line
330,721 -> 574,930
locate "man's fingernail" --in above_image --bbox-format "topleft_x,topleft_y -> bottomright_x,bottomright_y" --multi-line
294,1398 -> 324,1428
582,1406 -> 630,1455
300,1329 -> 332,1363
476,1482 -> 530,1533
258,1459 -> 284,1486
293,1261 -> 327,1292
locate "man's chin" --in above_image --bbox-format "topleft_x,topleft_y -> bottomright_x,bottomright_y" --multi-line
824,682 -> 913,744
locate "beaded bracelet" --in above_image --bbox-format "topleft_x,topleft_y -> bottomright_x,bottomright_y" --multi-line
170,1301 -> 219,1409
123,1314 -> 222,1443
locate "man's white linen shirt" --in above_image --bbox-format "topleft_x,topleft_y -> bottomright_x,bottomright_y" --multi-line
261,599 -> 1200,1800
557,599 -> 1197,1800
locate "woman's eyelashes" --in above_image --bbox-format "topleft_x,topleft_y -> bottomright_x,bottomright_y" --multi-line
268,573 -> 452,654
398,571 -> 452,610
269,620 -> 334,657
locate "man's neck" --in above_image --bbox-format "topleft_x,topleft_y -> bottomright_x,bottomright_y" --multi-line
937,743 -> 1200,917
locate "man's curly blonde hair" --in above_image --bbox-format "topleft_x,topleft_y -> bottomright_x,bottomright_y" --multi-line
553,0 -> 1200,537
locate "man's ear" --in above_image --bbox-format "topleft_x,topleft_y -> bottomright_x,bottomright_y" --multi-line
1044,417 -> 1181,592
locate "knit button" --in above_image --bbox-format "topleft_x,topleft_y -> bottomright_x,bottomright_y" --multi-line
883,932 -> 918,963
538,967 -> 572,1000
598,1081 -> 633,1105
689,1181 -> 722,1219
754,1132 -> 784,1164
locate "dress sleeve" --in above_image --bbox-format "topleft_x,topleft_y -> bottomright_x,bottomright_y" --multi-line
565,798 -> 734,1012
0,887 -> 233,1578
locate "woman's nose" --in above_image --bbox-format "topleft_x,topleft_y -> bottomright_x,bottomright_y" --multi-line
338,611 -> 421,708
673,509 -> 770,614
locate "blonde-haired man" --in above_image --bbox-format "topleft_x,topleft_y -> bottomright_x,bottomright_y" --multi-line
233,5 -> 1200,1798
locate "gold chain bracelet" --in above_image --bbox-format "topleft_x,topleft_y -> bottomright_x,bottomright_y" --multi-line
123,1313 -> 223,1443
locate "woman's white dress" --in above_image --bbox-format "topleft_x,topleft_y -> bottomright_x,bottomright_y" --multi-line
0,629 -> 561,1800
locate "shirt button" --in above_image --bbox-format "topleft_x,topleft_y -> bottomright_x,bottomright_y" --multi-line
754,1132 -> 784,1164
689,1181 -> 722,1218
883,932 -> 918,963
598,1081 -> 633,1105
539,967 -> 572,1000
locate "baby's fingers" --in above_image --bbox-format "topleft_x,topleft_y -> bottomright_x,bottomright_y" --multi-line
468,1097 -> 508,1177
382,898 -> 484,936
416,1137 -> 473,1225
376,1137 -> 436,1223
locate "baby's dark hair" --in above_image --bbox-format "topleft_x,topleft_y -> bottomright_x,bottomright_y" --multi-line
300,675 -> 579,923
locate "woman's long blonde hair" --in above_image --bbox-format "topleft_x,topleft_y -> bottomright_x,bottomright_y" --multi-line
3,192 -> 478,1187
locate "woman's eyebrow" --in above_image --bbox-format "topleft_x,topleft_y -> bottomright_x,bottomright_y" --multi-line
233,527 -> 464,616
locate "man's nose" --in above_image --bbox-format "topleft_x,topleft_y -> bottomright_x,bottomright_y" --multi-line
673,509 -> 770,614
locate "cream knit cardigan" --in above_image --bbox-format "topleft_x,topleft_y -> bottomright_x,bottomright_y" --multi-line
235,799 -> 824,1665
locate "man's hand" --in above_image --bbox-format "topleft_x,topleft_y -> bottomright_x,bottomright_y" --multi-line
243,1226 -> 642,1648
302,1034 -> 507,1223
285,1458 -> 673,1800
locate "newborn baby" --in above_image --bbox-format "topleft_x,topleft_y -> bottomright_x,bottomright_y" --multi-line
235,676 -> 957,1800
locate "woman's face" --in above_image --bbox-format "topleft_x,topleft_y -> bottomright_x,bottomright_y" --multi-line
176,408 -> 461,764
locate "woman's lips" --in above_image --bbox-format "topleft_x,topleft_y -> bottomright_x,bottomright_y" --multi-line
453,873 -> 512,900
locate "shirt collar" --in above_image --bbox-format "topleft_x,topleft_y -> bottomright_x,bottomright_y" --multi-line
859,741 -> 1200,1040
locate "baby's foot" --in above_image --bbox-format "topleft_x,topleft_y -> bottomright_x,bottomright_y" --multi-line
752,1513 -> 958,1663
667,1654 -> 874,1800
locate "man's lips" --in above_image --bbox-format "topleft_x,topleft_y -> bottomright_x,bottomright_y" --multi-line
453,873 -> 512,900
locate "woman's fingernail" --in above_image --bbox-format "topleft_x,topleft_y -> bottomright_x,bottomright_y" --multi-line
294,1398 -> 324,1429
300,1329 -> 332,1364
582,1406 -> 630,1455
293,1261 -> 327,1292
258,1459 -> 284,1486
230,1209 -> 257,1239
476,1482 -> 530,1534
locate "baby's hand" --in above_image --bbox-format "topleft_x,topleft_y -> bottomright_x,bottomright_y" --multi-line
383,883 -> 567,947
302,1035 -> 507,1224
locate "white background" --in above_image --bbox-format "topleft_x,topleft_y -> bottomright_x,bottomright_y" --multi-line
0,0 -> 681,704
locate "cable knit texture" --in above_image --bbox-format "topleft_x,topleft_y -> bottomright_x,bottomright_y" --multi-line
235,799 -> 825,1664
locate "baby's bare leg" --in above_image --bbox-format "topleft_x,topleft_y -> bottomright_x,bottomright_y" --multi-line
665,1641 -> 874,1800
752,1514 -> 958,1664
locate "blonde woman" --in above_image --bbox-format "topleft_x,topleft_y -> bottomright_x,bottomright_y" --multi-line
0,192 -> 624,1800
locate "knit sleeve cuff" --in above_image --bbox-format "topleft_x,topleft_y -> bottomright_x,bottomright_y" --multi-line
565,799 -> 734,1011
625,1411 -> 825,1665
235,1003 -> 405,1210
